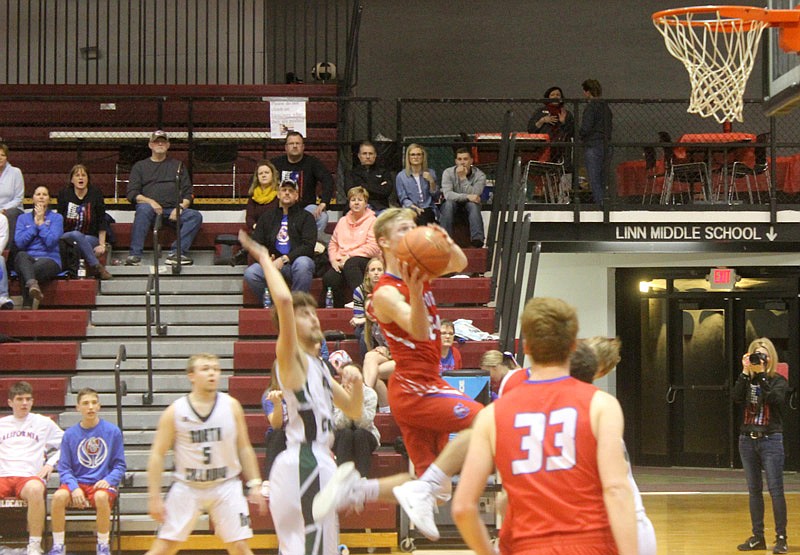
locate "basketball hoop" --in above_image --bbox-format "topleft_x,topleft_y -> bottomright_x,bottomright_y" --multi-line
653,5 -> 800,124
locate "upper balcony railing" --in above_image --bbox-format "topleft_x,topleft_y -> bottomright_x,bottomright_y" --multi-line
2,91 -> 799,211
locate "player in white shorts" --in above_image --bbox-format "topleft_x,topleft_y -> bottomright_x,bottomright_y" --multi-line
239,230 -> 365,555
144,353 -> 266,555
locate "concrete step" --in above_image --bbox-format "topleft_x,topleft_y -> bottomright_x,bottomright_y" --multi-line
80,339 -> 235,358
93,293 -> 243,306
90,307 -> 239,326
64,392 -> 185,406
59,410 -> 163,430
75,358 -> 234,371
86,324 -> 239,338
100,277 -> 243,295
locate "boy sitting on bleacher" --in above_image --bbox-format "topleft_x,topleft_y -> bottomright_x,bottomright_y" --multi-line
47,387 -> 126,555
0,381 -> 64,555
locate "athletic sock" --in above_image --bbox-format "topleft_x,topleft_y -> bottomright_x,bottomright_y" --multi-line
52,532 -> 65,546
97,532 -> 110,545
420,463 -> 448,489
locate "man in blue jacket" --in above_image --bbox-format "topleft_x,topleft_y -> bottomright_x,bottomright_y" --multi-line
47,388 -> 126,555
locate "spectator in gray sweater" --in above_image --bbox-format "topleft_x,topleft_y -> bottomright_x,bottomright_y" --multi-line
439,148 -> 486,248
125,130 -> 203,266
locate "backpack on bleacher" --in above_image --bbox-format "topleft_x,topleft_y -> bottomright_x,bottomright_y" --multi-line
58,236 -> 81,277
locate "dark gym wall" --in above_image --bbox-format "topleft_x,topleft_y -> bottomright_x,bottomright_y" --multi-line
353,0 -> 767,100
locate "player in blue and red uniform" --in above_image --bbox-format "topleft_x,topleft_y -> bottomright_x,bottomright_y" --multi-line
452,297 -> 637,555
312,208 -> 482,542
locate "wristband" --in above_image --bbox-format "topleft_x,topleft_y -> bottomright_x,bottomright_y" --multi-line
246,479 -> 261,489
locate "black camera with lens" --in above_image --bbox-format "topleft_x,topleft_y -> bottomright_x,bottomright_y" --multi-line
749,352 -> 768,366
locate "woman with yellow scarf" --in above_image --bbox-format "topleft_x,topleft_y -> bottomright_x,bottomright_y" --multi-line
245,160 -> 279,229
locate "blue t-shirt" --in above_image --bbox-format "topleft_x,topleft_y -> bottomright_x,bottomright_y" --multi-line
440,349 -> 456,374
275,214 -> 290,255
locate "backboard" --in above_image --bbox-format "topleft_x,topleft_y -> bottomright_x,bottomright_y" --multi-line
764,0 -> 800,115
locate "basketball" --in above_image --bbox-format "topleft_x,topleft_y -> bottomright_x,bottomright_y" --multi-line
393,225 -> 452,278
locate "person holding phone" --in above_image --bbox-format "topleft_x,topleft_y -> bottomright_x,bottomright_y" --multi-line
733,337 -> 788,554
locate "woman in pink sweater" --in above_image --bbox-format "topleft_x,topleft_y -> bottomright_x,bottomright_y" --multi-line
322,186 -> 381,307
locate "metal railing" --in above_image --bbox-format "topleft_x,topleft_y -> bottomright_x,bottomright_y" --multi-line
112,343 -> 128,555
143,215 -> 168,406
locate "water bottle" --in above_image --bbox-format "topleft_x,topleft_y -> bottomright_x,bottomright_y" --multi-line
325,287 -> 334,309
263,288 -> 272,309
77,259 -> 87,278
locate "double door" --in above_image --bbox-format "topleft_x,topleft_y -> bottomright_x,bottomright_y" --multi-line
620,273 -> 799,469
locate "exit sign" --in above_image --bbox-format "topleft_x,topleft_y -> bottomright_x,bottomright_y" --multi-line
708,267 -> 738,290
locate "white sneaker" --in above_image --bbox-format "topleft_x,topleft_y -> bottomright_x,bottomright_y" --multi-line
312,462 -> 363,522
393,479 -> 440,541
27,543 -> 44,555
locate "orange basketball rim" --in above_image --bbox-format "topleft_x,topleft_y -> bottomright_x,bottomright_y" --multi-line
653,5 -> 800,123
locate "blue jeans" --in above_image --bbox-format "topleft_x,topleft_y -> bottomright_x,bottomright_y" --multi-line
739,433 -> 787,537
305,204 -> 328,234
0,253 -> 9,299
439,200 -> 484,242
129,204 -> 203,257
243,255 -> 314,297
584,144 -> 607,205
62,230 -> 100,267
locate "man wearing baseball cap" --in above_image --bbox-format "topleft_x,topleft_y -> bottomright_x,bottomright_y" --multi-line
242,178 -> 316,297
125,130 -> 203,266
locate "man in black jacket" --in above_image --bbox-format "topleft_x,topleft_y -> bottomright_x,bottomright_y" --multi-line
345,141 -> 396,213
243,179 -> 316,297
271,131 -> 334,236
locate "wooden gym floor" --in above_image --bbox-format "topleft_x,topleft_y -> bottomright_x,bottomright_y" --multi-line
415,467 -> 800,555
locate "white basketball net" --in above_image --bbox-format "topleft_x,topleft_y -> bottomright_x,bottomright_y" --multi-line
654,11 -> 768,123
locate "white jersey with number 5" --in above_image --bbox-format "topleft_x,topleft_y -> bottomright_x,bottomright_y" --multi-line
172,392 -> 241,486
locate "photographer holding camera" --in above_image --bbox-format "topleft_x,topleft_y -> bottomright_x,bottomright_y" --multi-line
733,338 -> 788,554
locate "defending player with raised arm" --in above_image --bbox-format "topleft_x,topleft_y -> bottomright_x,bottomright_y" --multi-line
239,229 -> 365,555
312,209 -> 483,542
145,353 -> 266,555
452,297 -> 637,555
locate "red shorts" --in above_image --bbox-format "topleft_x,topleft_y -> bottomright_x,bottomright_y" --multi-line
388,374 -> 482,475
0,476 -> 45,498
58,483 -> 117,508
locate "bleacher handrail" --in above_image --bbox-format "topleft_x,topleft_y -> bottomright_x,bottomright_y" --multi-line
143,214 -> 168,405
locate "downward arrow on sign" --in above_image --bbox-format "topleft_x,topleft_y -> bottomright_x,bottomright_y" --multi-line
766,226 -> 777,241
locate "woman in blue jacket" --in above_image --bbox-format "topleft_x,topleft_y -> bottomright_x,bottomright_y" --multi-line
395,143 -> 439,225
14,185 -> 63,308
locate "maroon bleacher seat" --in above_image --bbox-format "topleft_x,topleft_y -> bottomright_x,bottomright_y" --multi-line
234,339 -> 499,371
0,310 -> 89,338
0,342 -> 79,371
242,276 -> 492,307
228,376 -> 271,407
238,306 -> 495,338
7,279 -> 97,308
0,377 -> 68,407
249,499 -> 397,532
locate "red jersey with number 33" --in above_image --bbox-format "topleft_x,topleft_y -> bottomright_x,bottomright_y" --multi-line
370,273 -> 441,384
493,375 -> 613,552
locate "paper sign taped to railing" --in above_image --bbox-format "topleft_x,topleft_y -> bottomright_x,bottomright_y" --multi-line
267,97 -> 307,139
